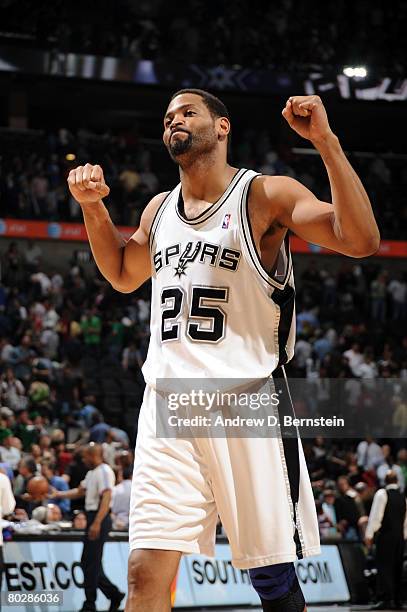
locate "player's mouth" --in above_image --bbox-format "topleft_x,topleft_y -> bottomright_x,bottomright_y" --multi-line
171,129 -> 190,139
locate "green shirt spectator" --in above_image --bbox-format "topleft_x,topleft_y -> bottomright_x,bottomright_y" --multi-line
81,309 -> 102,345
12,408 -> 38,452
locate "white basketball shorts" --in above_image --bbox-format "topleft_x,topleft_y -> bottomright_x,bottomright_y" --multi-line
129,369 -> 320,569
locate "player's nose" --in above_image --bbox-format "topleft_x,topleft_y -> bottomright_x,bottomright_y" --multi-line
171,114 -> 186,128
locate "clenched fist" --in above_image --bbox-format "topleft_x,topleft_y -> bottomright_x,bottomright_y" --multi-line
282,95 -> 334,144
67,163 -> 110,205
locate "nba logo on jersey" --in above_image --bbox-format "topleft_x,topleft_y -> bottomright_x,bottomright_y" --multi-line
222,213 -> 231,229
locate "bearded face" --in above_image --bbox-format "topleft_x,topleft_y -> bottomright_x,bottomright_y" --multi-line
163,94 -> 221,167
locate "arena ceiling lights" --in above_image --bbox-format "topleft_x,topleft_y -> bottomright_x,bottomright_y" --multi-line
343,66 -> 368,78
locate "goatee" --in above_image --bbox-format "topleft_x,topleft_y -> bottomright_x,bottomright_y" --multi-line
169,133 -> 193,158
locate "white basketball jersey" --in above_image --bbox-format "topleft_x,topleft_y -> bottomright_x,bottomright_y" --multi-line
142,168 -> 296,386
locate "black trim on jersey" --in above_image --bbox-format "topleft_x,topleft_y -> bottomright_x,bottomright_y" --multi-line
273,366 -> 303,560
175,168 -> 249,226
240,176 -> 292,289
148,190 -> 174,251
271,283 -> 296,367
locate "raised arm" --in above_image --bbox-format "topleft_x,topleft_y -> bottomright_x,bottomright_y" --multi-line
255,95 -> 380,258
68,164 -> 169,292
52,483 -> 86,500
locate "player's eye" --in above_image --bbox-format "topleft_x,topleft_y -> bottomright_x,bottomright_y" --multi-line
185,110 -> 195,116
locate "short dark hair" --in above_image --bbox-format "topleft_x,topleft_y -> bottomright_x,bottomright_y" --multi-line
170,88 -> 230,121
123,465 -> 133,480
385,470 -> 398,485
170,88 -> 232,153
23,457 -> 37,475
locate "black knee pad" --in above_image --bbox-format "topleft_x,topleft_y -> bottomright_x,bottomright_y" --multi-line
260,576 -> 305,611
249,563 -> 305,612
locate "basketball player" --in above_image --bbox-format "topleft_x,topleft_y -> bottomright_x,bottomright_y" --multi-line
68,90 -> 380,611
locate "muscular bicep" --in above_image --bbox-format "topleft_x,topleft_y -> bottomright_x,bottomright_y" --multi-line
258,176 -> 357,257
287,194 -> 348,253
116,191 -> 170,293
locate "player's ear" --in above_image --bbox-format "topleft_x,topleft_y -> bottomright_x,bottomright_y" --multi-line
217,117 -> 230,142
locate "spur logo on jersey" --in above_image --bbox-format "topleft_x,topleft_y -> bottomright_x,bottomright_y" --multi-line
153,241 -> 241,277
174,241 -> 202,278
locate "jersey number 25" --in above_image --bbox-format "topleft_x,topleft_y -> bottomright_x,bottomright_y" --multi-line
161,286 -> 228,344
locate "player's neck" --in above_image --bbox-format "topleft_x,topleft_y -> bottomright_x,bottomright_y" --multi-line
179,158 -> 237,204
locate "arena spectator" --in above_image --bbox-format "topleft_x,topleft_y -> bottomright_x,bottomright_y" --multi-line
387,273 -> 407,320
0,427 -> 21,470
335,476 -> 363,541
111,464 -> 132,530
13,456 -> 38,514
23,240 -> 43,272
316,500 -> 339,540
365,471 -> 407,609
370,273 -> 387,322
78,395 -> 99,428
321,489 -> 340,536
392,397 -> 407,434
12,408 -> 38,451
30,443 -> 43,473
376,445 -> 405,491
66,448 -> 88,513
294,334 -> 312,375
41,458 -> 70,515
52,437 -> 73,477
357,437 -> 384,472
0,367 -> 26,411
354,481 -> 375,517
343,343 -> 364,377
89,413 -> 110,444
0,406 -> 15,429
72,509 -> 87,530
32,503 -> 62,524
81,307 -> 102,353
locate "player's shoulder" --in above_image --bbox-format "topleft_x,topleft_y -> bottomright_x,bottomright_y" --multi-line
143,191 -> 171,222
248,174 -> 302,215
375,487 -> 388,500
141,191 -> 171,226
251,174 -> 302,199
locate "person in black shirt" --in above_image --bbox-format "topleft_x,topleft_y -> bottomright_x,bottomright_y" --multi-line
66,448 -> 88,513
365,471 -> 407,610
335,475 -> 362,540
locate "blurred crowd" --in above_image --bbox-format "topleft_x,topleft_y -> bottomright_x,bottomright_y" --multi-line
306,438 -> 406,542
0,245 -> 149,415
0,236 -> 150,533
0,236 -> 405,538
0,127 -> 160,228
1,126 -> 406,239
289,259 -> 407,543
292,259 -> 407,379
1,0 -> 406,73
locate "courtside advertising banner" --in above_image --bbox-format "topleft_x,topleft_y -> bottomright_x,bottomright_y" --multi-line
2,540 -> 349,609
